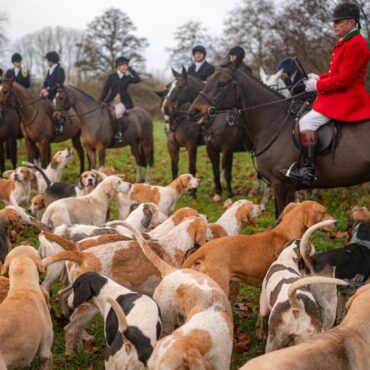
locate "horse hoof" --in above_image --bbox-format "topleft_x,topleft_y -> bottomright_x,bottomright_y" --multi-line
213,194 -> 221,202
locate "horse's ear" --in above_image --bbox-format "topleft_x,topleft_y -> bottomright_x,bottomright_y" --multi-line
181,66 -> 188,80
153,90 -> 165,98
273,69 -> 284,81
172,68 -> 180,78
259,67 -> 267,82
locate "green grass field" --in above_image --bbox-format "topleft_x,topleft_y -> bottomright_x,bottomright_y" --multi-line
2,120 -> 369,369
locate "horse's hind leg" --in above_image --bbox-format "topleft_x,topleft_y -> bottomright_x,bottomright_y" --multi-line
222,150 -> 234,200
207,145 -> 222,202
39,139 -> 50,168
260,183 -> 271,211
167,138 -> 179,180
86,145 -> 97,170
24,137 -> 38,164
249,172 -> 263,196
130,144 -> 142,183
187,142 -> 198,199
141,140 -> 153,184
71,133 -> 85,173
97,144 -> 106,169
8,139 -> 17,169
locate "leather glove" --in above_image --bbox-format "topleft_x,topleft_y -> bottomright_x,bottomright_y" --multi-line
307,73 -> 320,80
304,79 -> 317,92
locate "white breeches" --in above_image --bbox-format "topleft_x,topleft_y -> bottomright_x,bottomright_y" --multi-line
299,109 -> 331,131
113,102 -> 126,118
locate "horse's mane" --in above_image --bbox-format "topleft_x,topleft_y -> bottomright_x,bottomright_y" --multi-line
233,67 -> 286,99
68,85 -> 99,104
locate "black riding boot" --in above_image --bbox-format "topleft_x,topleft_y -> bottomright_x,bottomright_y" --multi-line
114,117 -> 127,144
281,130 -> 317,187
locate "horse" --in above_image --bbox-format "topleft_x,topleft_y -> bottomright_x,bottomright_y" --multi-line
163,67 -> 271,207
156,69 -> 204,198
189,64 -> 370,216
0,84 -> 22,173
259,67 -> 290,98
0,79 -> 85,172
54,86 -> 154,182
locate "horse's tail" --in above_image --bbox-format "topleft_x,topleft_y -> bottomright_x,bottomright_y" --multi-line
23,161 -> 51,188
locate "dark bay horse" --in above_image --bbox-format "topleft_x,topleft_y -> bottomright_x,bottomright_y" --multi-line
0,84 -> 22,173
0,79 -> 85,172
164,68 -> 270,206
189,65 -> 370,215
54,86 -> 154,182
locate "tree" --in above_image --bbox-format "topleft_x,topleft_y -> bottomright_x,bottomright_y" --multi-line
76,8 -> 148,74
0,10 -> 9,65
13,26 -> 84,81
166,21 -> 221,70
222,0 -> 276,70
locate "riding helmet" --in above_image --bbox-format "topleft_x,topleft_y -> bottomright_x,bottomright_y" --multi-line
192,45 -> 207,56
45,51 -> 60,63
116,56 -> 130,67
276,57 -> 297,76
11,53 -> 22,63
229,46 -> 245,60
331,2 -> 360,23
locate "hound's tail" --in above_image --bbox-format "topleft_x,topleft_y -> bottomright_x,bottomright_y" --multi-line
106,297 -> 128,332
23,161 -> 51,187
41,250 -> 84,268
299,219 -> 336,273
117,221 -> 175,277
288,276 -> 348,309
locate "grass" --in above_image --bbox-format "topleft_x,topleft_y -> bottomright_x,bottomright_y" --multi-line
1,120 -> 369,369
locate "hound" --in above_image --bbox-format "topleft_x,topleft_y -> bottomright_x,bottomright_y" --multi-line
71,272 -> 161,369
117,173 -> 200,219
183,201 -> 335,297
41,176 -> 131,227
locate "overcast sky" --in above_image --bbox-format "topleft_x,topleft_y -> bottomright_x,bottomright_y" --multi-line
3,0 -> 239,76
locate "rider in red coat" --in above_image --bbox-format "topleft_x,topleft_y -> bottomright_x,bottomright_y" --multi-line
283,2 -> 370,186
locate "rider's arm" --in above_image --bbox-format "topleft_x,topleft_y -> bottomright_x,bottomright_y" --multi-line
100,75 -> 112,102
317,42 -> 369,94
48,68 -> 65,97
127,67 -> 141,84
23,73 -> 31,88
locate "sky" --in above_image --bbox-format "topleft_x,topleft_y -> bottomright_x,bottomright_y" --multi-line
2,0 -> 239,77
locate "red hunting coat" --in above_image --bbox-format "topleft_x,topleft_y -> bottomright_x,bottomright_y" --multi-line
313,31 -> 370,121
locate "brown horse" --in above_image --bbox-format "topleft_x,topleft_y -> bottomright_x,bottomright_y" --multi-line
0,79 -> 85,172
164,68 -> 271,207
189,64 -> 370,216
0,84 -> 22,173
54,86 -> 154,182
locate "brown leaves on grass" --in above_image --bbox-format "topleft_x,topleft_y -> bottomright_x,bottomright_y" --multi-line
234,327 -> 251,353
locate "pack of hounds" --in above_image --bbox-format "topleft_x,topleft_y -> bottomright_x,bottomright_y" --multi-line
0,148 -> 369,370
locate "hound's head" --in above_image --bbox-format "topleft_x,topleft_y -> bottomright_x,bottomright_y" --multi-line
28,194 -> 46,215
171,174 -> 201,193
76,171 -> 100,192
98,176 -> 131,196
141,203 -> 167,229
50,148 -> 73,170
11,166 -> 33,183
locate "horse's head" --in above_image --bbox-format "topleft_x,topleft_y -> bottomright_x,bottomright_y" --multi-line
53,86 -> 73,124
0,77 -> 15,108
189,64 -> 240,124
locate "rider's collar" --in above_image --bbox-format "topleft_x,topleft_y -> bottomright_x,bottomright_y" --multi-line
337,27 -> 360,44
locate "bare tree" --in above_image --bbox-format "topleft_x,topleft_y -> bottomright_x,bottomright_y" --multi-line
166,21 -> 221,70
0,10 -> 9,66
76,8 -> 148,75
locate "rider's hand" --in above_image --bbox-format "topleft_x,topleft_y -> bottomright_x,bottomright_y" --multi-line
40,89 -> 49,97
307,73 -> 320,81
304,79 -> 317,92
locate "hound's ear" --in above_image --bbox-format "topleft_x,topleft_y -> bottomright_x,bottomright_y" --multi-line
172,68 -> 180,78
25,169 -> 33,182
76,177 -> 84,190
1,260 -> 9,277
185,348 -> 211,370
141,205 -> 153,229
259,66 -> 267,82
181,66 -> 188,80
277,202 -> 299,224
72,278 -> 93,308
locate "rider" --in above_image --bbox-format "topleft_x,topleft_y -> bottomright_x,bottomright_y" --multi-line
41,51 -> 65,135
222,46 -> 253,74
100,56 -> 141,144
282,2 -> 370,187
188,45 -> 215,81
5,53 -> 30,88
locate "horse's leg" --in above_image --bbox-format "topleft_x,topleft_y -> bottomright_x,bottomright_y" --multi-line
9,139 -> 17,169
142,141 -> 153,184
207,145 -> 222,202
86,145 -> 96,170
71,134 -> 85,174
39,140 -> 50,168
0,142 -> 5,174
249,172 -> 263,196
187,142 -> 198,199
97,144 -> 106,168
167,139 -> 179,180
273,181 -> 296,217
260,183 -> 271,211
130,144 -> 142,183
222,150 -> 234,200
24,137 -> 38,164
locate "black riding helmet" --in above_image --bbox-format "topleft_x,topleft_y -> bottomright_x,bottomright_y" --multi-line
45,51 -> 60,63
11,53 -> 22,63
229,46 -> 246,60
115,56 -> 130,67
192,45 -> 207,56
331,2 -> 361,24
